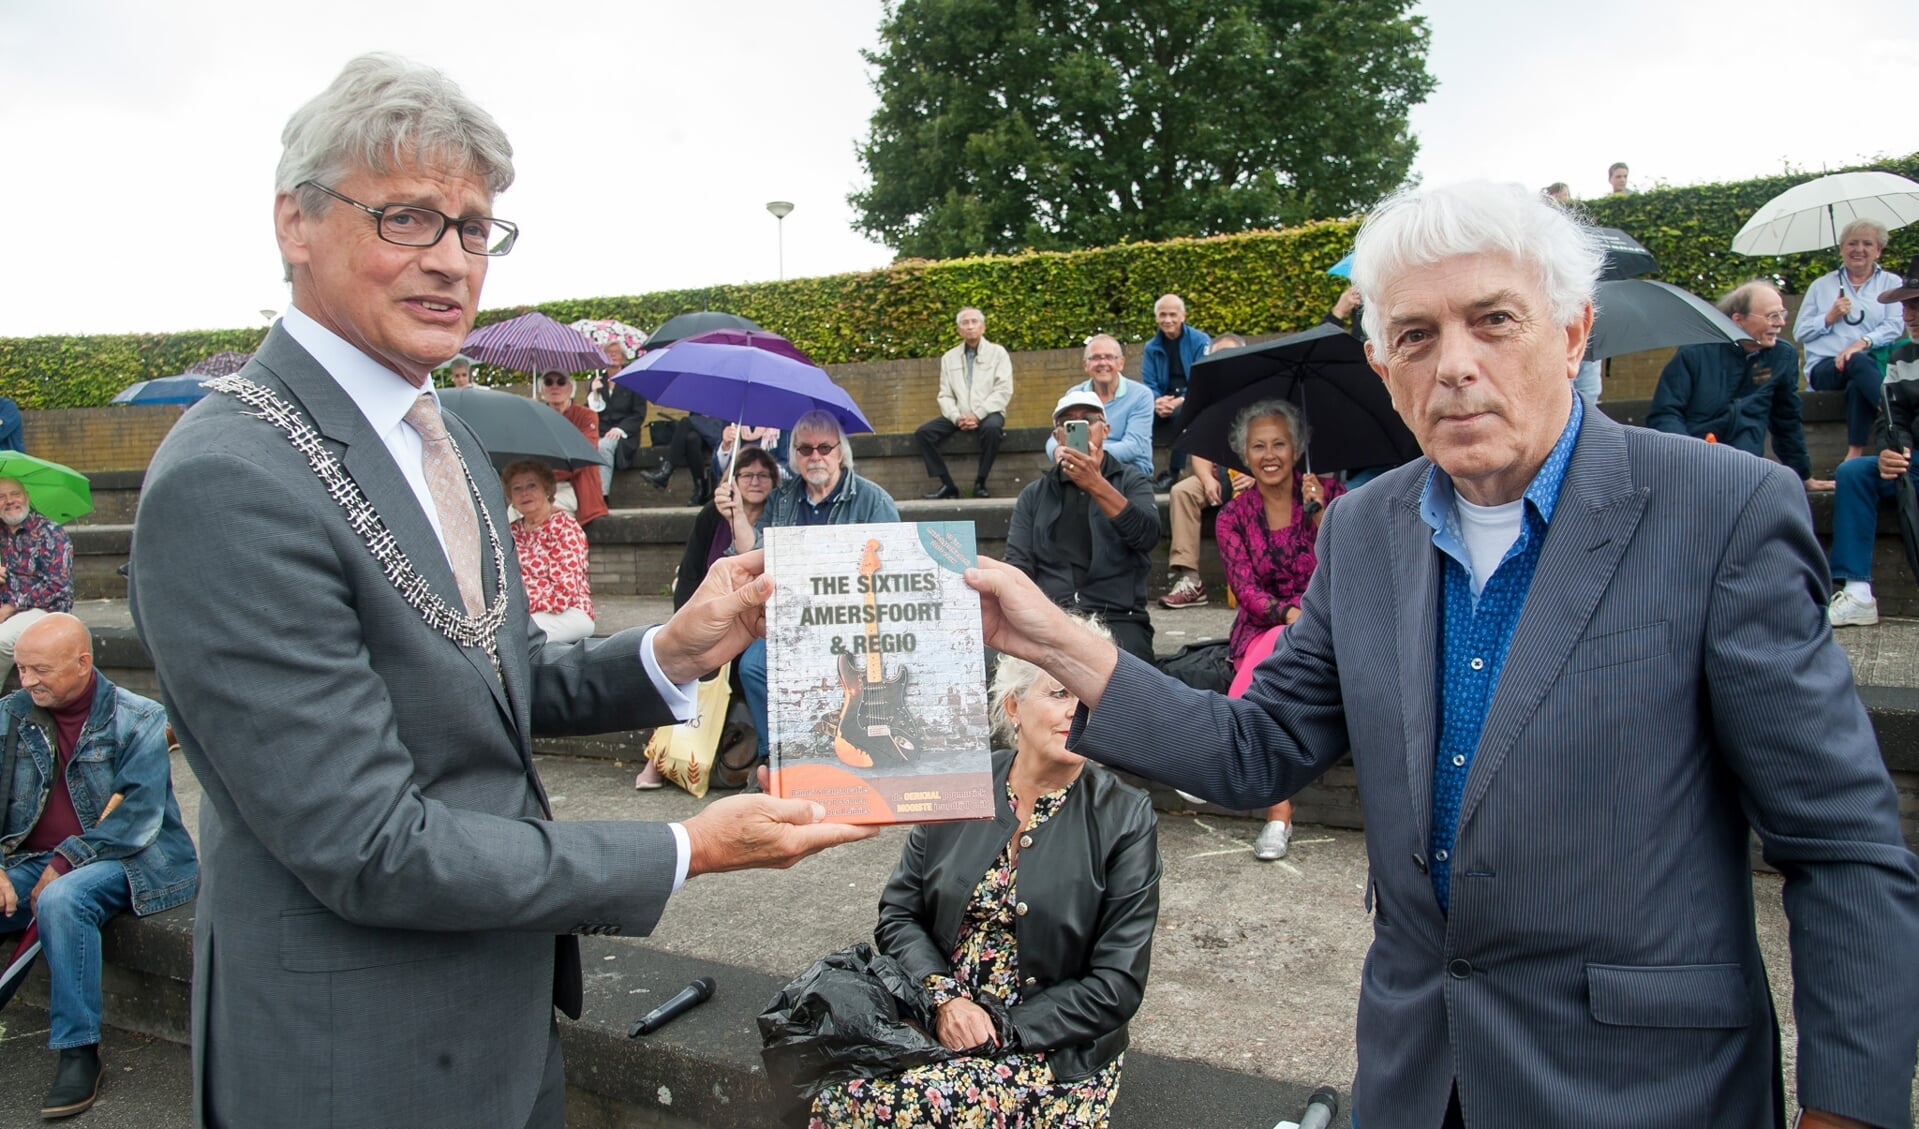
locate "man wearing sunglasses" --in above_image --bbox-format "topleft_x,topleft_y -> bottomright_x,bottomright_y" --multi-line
731,409 -> 900,777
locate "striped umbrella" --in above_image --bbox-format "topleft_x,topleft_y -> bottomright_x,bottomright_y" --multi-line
461,312 -> 606,375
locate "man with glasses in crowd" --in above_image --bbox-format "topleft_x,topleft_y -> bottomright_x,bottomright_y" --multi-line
1646,280 -> 1827,490
730,409 -> 900,780
1045,335 -> 1154,478
128,55 -> 873,1129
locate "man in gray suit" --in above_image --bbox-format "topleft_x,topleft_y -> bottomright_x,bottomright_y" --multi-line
128,54 -> 873,1129
968,181 -> 1918,1127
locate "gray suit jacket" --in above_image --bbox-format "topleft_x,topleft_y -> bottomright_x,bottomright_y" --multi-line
129,326 -> 683,1129
1081,411 -> 1919,1127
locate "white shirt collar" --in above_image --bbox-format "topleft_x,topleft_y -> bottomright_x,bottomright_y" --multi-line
279,304 -> 437,436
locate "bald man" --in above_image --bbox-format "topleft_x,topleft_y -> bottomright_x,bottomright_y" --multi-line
0,613 -> 198,1119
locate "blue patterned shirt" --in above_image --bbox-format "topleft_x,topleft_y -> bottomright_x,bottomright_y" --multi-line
1420,396 -> 1583,912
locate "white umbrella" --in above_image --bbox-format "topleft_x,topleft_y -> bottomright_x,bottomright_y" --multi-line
1731,171 -> 1919,255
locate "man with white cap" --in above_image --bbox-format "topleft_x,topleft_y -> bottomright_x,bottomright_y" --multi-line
1004,388 -> 1160,663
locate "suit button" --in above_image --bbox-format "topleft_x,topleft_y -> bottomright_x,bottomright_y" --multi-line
1015,901 -> 1029,917
1019,834 -> 1034,849
1448,958 -> 1473,979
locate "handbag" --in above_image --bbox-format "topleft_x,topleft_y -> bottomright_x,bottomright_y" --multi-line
642,662 -> 731,798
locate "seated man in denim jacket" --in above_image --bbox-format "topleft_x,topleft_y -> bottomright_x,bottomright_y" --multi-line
0,613 -> 198,1119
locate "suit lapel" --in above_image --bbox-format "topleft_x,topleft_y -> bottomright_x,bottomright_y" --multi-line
255,329 -> 514,726
1456,415 -> 1647,831
1390,467 -> 1441,852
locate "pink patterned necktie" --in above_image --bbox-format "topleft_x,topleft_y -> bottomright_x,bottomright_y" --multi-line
403,393 -> 485,616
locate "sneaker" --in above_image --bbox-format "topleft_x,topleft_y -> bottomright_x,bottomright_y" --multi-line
1159,575 -> 1208,608
1253,820 -> 1291,861
634,761 -> 666,790
1828,589 -> 1879,628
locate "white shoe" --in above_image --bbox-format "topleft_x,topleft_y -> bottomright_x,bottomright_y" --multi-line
1828,589 -> 1879,628
1253,820 -> 1291,861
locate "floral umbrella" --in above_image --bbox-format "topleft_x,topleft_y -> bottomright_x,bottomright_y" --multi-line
568,318 -> 649,362
185,350 -> 254,377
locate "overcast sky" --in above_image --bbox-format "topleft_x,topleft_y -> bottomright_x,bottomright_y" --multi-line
2,0 -> 1914,339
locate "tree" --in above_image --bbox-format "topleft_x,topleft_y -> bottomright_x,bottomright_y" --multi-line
850,0 -> 1436,260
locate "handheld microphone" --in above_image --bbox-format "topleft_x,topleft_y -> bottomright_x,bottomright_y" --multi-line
627,976 -> 716,1037
1297,1086 -> 1340,1129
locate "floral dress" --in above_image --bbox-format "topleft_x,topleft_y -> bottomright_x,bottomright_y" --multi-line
808,778 -> 1123,1128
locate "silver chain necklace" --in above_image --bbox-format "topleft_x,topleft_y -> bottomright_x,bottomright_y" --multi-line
204,374 -> 512,675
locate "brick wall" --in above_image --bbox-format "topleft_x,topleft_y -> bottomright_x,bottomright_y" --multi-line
24,406 -> 184,472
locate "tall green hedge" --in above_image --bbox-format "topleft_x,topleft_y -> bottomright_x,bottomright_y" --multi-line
6,153 -> 1913,406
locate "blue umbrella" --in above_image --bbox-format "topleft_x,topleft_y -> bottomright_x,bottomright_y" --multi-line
112,374 -> 215,405
1326,253 -> 1354,278
614,341 -> 872,436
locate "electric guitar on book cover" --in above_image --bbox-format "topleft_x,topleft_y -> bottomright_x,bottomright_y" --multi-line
833,539 -> 923,767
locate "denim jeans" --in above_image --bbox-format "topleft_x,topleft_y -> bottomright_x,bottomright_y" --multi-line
739,637 -> 770,763
0,855 -> 131,1048
1808,353 -> 1887,447
1830,454 -> 1917,581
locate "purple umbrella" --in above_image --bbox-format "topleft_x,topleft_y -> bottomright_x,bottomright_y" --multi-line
185,349 -> 255,376
614,341 -> 871,436
678,328 -> 816,365
461,312 -> 606,375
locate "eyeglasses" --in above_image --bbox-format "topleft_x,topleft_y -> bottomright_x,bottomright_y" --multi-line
736,471 -> 774,482
302,181 -> 519,256
540,375 -> 570,386
1086,353 -> 1123,362
794,442 -> 839,457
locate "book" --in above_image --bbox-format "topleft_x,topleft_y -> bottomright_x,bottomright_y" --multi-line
763,521 -> 995,824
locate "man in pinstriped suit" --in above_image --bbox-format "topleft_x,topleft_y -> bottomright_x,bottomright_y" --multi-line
968,182 -> 1918,1127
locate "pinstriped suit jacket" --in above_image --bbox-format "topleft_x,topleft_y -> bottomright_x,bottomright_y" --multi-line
129,327 -> 683,1129
1081,410 -> 1919,1127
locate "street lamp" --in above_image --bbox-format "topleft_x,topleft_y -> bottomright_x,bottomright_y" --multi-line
766,200 -> 795,280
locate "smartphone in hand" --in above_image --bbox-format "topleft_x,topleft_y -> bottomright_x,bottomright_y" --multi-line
1064,419 -> 1089,454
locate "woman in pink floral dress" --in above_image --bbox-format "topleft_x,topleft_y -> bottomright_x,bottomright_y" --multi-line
807,623 -> 1161,1128
502,459 -> 595,645
1213,399 -> 1341,860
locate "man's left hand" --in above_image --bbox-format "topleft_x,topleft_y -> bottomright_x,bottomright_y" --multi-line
653,550 -> 773,684
1153,395 -> 1179,418
957,413 -> 978,430
1805,478 -> 1836,491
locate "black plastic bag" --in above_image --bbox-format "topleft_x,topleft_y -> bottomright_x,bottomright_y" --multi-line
1159,640 -> 1232,692
758,943 -> 957,1107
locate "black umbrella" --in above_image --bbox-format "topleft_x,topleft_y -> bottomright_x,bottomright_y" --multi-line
1587,279 -> 1751,361
1592,226 -> 1657,281
642,311 -> 764,351
1171,322 -> 1421,476
437,386 -> 602,471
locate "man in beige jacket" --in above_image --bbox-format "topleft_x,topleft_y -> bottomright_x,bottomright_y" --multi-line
916,307 -> 1013,498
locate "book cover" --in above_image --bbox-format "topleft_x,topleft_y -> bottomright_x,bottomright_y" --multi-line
763,521 -> 995,824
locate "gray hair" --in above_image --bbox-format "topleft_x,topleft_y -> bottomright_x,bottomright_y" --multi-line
1209,333 -> 1246,353
1352,181 -> 1603,344
447,353 -> 475,370
1718,280 -> 1780,318
277,53 -> 515,225
788,409 -> 854,475
1839,219 -> 1889,250
956,307 -> 984,325
1083,334 -> 1121,360
989,615 -> 1112,745
1229,398 -> 1308,463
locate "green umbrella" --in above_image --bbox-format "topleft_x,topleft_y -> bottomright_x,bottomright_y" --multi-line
0,452 -> 92,524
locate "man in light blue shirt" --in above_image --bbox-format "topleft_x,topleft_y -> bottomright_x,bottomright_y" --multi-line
1044,334 -> 1154,478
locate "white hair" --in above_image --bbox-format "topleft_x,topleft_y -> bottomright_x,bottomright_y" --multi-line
988,615 -> 1112,746
788,409 -> 854,475
1352,181 -> 1603,344
277,54 -> 515,220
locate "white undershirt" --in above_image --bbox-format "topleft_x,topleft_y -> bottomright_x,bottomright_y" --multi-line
1453,495 -> 1526,598
278,308 -> 694,889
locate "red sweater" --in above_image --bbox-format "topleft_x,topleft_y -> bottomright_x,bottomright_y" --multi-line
19,673 -> 98,874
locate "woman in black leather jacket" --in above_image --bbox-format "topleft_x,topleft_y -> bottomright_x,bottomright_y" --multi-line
807,623 -> 1162,1128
